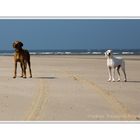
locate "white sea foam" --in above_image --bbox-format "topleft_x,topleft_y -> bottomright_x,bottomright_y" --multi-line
113,52 -> 119,55
92,52 -> 102,54
30,52 -> 37,55
122,52 -> 134,55
64,52 -> 72,55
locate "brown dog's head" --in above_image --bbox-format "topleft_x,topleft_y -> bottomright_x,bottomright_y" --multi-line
13,41 -> 23,51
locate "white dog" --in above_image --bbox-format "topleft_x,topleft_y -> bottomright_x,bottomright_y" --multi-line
105,50 -> 127,82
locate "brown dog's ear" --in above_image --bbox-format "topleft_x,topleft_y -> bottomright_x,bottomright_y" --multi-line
18,41 -> 23,47
13,41 -> 23,49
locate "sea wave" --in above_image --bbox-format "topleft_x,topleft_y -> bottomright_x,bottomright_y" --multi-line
0,53 -> 14,56
0,50 -> 140,56
122,52 -> 134,55
92,52 -> 102,54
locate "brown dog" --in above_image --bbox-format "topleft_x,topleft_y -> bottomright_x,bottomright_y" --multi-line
13,41 -> 32,78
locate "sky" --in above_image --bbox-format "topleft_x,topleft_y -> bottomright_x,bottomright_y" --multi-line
0,19 -> 140,50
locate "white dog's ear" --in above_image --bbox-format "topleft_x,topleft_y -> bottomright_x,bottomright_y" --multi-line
108,50 -> 112,53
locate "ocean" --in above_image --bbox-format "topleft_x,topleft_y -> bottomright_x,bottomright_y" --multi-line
0,49 -> 140,56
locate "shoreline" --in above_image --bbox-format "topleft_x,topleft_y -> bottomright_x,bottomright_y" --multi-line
0,54 -> 140,62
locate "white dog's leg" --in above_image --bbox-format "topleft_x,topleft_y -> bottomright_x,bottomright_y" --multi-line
108,67 -> 112,82
112,68 -> 115,82
121,62 -> 127,82
116,66 -> 121,82
121,67 -> 127,82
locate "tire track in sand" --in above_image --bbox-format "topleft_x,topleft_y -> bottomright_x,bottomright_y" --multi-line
64,71 -> 137,120
25,79 -> 48,121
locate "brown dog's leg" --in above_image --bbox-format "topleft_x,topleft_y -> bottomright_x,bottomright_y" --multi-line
23,62 -> 27,78
20,63 -> 24,77
28,60 -> 32,78
13,61 -> 17,78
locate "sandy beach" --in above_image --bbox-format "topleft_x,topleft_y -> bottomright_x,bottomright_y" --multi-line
0,55 -> 140,121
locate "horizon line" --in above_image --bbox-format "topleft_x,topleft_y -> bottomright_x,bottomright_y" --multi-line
0,16 -> 140,19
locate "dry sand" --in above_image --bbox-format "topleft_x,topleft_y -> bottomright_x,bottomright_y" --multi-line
0,55 -> 140,121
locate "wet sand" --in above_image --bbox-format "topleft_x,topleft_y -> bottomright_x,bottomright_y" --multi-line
0,55 -> 140,121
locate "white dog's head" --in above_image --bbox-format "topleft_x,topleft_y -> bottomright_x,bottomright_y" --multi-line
105,50 -> 112,57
